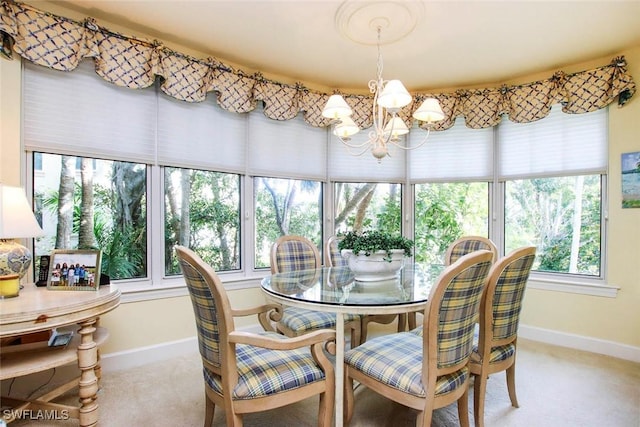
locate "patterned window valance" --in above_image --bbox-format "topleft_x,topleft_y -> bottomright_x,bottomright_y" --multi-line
0,0 -> 635,130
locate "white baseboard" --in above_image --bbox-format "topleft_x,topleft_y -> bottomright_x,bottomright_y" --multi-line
100,336 -> 198,373
100,323 -> 639,373
519,324 -> 640,363
100,324 -> 264,373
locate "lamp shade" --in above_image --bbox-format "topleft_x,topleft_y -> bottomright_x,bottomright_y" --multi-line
333,117 -> 360,138
0,184 -> 44,280
413,97 -> 445,123
377,80 -> 412,111
383,117 -> 410,138
322,94 -> 353,120
0,185 -> 44,238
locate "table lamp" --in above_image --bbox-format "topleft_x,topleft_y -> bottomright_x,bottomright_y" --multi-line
0,184 -> 44,297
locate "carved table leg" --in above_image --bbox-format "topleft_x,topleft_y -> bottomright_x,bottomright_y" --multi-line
76,319 -> 99,427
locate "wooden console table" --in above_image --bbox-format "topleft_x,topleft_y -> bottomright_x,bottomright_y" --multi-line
0,284 -> 120,426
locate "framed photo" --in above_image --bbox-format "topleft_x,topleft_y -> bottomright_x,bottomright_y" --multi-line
46,250 -> 101,291
622,151 -> 640,208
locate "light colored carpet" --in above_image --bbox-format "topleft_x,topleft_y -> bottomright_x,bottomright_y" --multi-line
3,338 -> 639,426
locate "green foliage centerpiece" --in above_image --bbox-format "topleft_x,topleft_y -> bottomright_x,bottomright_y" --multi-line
338,230 -> 414,281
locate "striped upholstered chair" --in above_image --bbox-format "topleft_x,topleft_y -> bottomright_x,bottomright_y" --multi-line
343,250 -> 494,427
175,245 -> 336,427
271,235 -> 361,347
326,235 -> 407,343
470,246 -> 536,427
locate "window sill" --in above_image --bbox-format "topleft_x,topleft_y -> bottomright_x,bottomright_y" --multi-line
111,271 -> 620,303
115,274 -> 267,304
528,276 -> 619,298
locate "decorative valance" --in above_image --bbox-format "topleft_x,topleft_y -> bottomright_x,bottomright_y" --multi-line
0,0 -> 636,130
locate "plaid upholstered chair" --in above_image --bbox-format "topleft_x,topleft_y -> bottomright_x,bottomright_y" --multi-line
326,235 -> 407,343
407,236 -> 499,331
445,236 -> 498,266
175,245 -> 336,427
271,235 -> 361,347
343,250 -> 494,427
470,246 -> 536,427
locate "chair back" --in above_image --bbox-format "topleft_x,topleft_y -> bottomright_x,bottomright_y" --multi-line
325,235 -> 347,267
175,245 -> 232,374
480,246 -> 536,345
424,250 -> 494,373
445,236 -> 498,266
271,235 -> 321,273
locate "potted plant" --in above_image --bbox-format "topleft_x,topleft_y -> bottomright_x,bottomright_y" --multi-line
337,230 -> 414,281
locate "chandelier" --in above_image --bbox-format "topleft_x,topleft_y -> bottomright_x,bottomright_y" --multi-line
322,27 -> 444,163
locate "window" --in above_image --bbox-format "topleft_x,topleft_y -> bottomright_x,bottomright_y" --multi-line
333,182 -> 402,235
254,177 -> 323,268
498,105 -> 607,278
505,175 -> 602,276
23,58 -> 609,290
164,167 -> 241,275
414,182 -> 489,266
75,157 -> 97,170
33,153 -> 148,280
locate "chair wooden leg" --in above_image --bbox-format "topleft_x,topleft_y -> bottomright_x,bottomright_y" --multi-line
407,311 -> 418,330
474,374 -> 487,427
458,387 -> 470,427
344,374 -> 355,425
318,391 -> 332,427
506,363 -> 519,408
416,409 -> 431,427
350,323 -> 361,348
227,412 -> 242,427
396,313 -> 407,332
204,395 -> 215,427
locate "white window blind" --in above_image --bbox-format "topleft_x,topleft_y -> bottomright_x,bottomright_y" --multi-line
498,105 -> 607,179
157,94 -> 246,172
328,130 -> 406,182
23,60 -> 157,164
409,119 -> 493,182
247,106 -> 327,180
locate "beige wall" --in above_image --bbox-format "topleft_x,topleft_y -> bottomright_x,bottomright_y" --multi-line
519,46 -> 640,349
1,27 -> 638,354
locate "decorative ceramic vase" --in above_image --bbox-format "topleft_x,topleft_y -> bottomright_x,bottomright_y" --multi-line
341,249 -> 405,281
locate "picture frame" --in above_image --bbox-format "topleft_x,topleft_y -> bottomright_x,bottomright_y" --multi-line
46,249 -> 102,291
622,151 -> 640,208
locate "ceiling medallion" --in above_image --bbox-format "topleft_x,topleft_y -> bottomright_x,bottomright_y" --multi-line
335,0 -> 424,46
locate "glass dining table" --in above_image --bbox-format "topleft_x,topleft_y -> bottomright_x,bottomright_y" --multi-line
260,263 -> 443,427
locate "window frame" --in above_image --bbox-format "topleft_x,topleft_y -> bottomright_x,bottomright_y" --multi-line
22,60 -> 616,301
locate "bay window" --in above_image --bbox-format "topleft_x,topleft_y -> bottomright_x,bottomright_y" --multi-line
23,57 -> 609,292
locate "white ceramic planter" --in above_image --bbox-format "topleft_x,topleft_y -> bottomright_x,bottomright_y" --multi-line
341,249 -> 406,281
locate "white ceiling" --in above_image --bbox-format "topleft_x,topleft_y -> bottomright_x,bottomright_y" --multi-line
30,0 -> 640,93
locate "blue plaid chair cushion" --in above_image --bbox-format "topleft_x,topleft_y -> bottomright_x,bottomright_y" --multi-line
328,239 -> 347,268
179,258 -> 223,368
471,342 -> 516,364
204,331 -> 326,400
344,332 -> 469,398
471,325 -> 516,363
408,325 -> 423,336
281,307 -> 360,333
275,240 -> 318,271
491,253 -> 536,340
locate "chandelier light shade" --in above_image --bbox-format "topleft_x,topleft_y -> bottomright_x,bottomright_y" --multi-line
413,97 -> 446,123
0,184 -> 44,283
333,116 -> 360,139
322,27 -> 444,162
377,79 -> 412,111
322,94 -> 354,120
